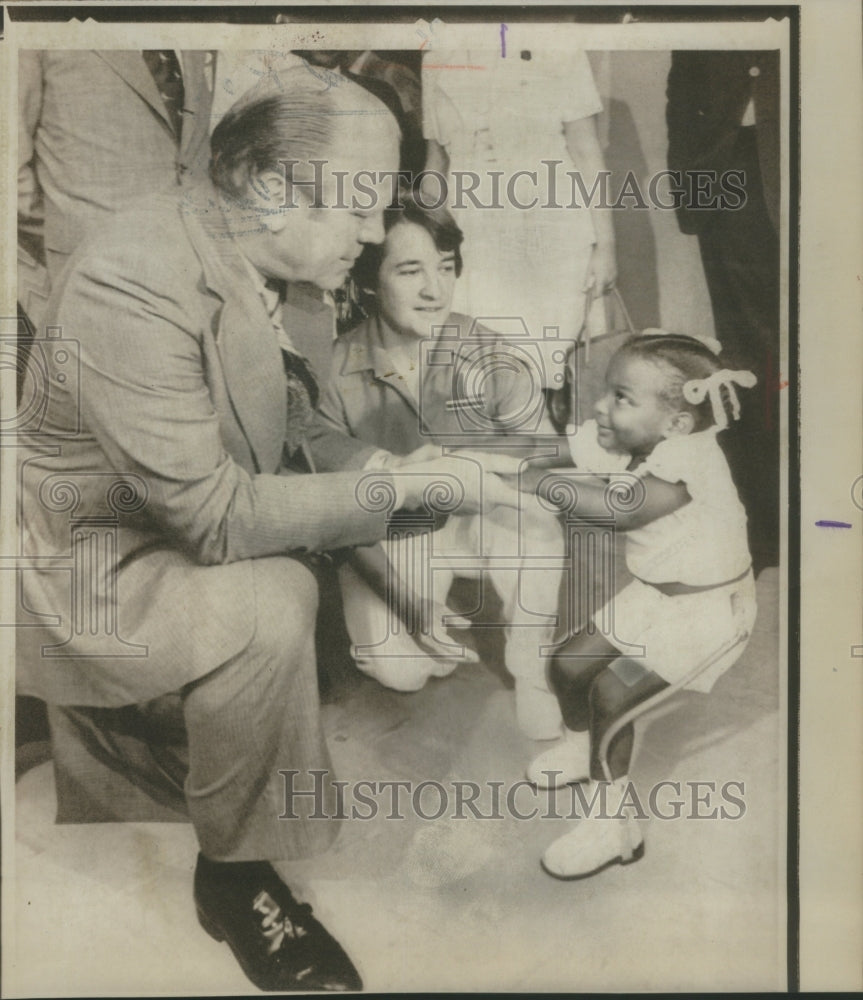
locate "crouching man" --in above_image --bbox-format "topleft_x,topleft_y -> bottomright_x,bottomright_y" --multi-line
16,69 -> 519,992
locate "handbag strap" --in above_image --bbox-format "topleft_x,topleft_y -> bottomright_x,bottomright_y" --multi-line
545,286 -> 638,434
574,285 -> 637,367
573,286 -> 638,426
610,287 -> 637,341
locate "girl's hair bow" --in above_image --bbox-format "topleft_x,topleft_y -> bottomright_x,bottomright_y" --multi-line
683,369 -> 758,429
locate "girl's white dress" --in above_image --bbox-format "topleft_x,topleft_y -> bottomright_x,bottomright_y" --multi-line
571,420 -> 757,692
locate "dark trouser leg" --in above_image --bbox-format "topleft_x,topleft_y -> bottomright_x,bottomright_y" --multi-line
182,556 -> 340,862
697,128 -> 780,569
587,664 -> 669,780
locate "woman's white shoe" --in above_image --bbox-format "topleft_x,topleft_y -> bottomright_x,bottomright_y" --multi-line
540,779 -> 645,880
526,729 -> 591,789
514,678 -> 564,740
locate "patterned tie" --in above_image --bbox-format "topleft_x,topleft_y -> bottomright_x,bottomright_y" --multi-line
263,277 -> 319,458
142,50 -> 185,139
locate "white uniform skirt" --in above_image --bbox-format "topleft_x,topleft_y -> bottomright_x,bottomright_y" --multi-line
595,570 -> 757,693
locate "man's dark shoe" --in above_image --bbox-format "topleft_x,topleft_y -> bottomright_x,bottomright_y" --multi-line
194,854 -> 362,992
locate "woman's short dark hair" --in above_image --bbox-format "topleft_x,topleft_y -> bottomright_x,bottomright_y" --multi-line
352,191 -> 464,295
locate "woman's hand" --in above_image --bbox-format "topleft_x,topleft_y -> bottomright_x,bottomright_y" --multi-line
562,115 -> 618,297
585,239 -> 618,295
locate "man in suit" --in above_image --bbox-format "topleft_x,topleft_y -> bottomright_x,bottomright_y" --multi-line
17,47 -> 215,414
19,49 -> 214,283
17,69 -> 518,992
666,50 -> 781,570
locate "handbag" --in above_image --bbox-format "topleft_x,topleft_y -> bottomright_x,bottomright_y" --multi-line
545,286 -> 639,433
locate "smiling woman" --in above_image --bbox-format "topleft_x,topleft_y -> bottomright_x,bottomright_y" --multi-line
343,195 -> 466,400
353,193 -> 464,325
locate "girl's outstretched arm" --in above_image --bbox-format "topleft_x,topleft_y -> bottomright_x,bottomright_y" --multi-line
535,471 -> 691,530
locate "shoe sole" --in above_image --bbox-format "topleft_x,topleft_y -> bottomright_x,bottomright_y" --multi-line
196,904 -> 360,992
526,774 -> 589,791
540,839 -> 645,881
196,903 -> 226,943
196,905 -> 278,991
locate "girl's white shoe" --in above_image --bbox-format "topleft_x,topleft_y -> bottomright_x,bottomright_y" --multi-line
526,728 -> 591,789
540,779 -> 645,880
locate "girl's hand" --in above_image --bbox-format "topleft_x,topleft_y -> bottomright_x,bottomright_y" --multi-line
499,465 -> 547,495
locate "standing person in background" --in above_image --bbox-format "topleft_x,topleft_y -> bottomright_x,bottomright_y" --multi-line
290,47 -> 425,175
422,42 -> 617,371
18,49 -> 214,286
666,50 -> 780,570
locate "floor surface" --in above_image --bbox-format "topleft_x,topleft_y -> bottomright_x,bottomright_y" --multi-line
11,567 -> 785,995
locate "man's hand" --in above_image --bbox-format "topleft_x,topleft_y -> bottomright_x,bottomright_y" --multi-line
389,443 -> 447,467
392,451 -> 524,515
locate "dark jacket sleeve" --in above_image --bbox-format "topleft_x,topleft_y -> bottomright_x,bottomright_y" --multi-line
666,51 -> 751,235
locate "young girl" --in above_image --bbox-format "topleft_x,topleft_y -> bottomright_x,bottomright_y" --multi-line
529,332 -> 759,880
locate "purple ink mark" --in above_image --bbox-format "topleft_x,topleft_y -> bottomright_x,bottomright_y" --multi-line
815,519 -> 852,528
500,23 -> 508,58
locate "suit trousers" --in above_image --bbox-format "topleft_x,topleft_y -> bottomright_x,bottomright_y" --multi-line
181,556 -> 341,862
47,556 -> 342,863
695,128 -> 780,567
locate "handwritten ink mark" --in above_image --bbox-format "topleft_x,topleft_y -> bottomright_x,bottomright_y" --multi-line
815,519 -> 852,529
416,17 -> 443,51
500,23 -> 508,58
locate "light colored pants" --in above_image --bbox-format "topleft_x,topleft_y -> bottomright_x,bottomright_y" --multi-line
339,502 -> 566,739
44,556 -> 340,863
182,556 -> 339,861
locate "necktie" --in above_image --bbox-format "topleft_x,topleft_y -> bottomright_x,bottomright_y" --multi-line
263,277 -> 320,457
142,50 -> 185,139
